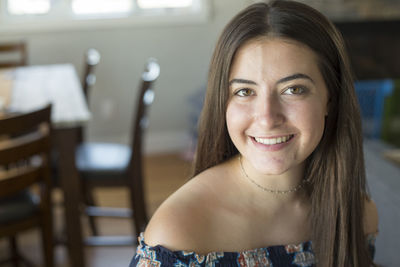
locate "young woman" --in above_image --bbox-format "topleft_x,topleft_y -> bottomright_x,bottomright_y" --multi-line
130,1 -> 378,266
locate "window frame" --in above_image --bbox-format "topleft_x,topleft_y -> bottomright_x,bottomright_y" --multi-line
0,0 -> 210,34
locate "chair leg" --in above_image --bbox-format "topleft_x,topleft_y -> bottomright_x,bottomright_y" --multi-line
133,207 -> 147,237
82,183 -> 99,236
41,206 -> 54,267
130,178 -> 148,237
132,197 -> 147,236
9,236 -> 20,267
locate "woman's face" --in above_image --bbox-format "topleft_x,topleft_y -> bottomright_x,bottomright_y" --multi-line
226,38 -> 328,175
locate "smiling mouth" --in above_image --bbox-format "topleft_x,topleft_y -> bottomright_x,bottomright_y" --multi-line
253,135 -> 294,145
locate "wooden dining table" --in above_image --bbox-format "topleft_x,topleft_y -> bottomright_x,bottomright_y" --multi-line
0,64 -> 90,267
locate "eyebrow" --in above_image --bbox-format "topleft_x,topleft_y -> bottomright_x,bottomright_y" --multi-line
228,73 -> 314,86
228,78 -> 257,86
276,73 -> 315,84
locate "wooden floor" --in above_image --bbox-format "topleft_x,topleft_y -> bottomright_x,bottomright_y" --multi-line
0,153 -> 192,267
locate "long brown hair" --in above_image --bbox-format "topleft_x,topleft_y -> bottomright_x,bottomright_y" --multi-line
194,1 -> 373,266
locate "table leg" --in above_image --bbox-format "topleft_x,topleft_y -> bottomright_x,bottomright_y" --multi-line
53,127 -> 85,267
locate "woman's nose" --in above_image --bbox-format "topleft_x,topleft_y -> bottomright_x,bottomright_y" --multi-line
254,94 -> 285,128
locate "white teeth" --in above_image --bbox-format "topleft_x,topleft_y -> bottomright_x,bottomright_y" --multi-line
254,135 -> 293,145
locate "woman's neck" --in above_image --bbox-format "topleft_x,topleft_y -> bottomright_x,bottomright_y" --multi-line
232,155 -> 309,206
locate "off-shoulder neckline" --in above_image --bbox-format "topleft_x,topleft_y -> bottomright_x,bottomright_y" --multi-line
138,232 -> 313,257
138,231 -> 377,257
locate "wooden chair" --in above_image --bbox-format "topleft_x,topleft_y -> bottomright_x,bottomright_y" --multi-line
49,49 -> 101,247
0,42 -> 27,68
0,105 -> 54,267
75,58 -> 160,246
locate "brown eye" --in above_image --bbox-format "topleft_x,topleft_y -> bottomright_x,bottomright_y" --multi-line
284,86 -> 306,95
236,88 -> 254,97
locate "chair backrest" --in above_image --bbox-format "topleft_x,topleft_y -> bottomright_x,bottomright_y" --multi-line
77,48 -> 100,144
82,48 -> 101,102
0,105 -> 52,197
0,42 -> 27,68
127,58 -> 159,232
354,79 -> 394,139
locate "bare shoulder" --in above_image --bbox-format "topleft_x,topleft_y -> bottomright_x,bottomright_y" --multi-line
144,165 -> 230,252
363,196 -> 379,235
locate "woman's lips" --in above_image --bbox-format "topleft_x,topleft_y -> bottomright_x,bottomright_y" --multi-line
250,134 -> 295,151
253,134 -> 294,145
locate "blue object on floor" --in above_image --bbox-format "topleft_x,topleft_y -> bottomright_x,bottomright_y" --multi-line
354,79 -> 394,139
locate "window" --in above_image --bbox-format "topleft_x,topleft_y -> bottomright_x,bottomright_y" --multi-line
137,0 -> 192,9
7,0 -> 50,15
72,0 -> 133,15
0,0 -> 209,32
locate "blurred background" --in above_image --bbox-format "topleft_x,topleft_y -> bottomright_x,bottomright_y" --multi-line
0,0 -> 399,266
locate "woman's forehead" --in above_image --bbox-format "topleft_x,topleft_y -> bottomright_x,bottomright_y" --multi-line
229,37 -> 322,83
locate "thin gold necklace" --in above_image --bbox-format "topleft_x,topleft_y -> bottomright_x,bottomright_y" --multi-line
238,155 -> 308,194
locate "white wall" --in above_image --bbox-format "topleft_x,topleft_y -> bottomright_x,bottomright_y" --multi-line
1,0 -> 252,154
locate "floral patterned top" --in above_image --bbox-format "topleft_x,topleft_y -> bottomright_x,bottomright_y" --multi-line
129,232 -> 376,267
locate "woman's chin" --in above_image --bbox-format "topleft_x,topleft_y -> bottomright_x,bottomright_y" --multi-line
251,162 -> 290,176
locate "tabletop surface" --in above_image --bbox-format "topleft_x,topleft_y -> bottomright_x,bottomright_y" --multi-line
0,64 -> 90,128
